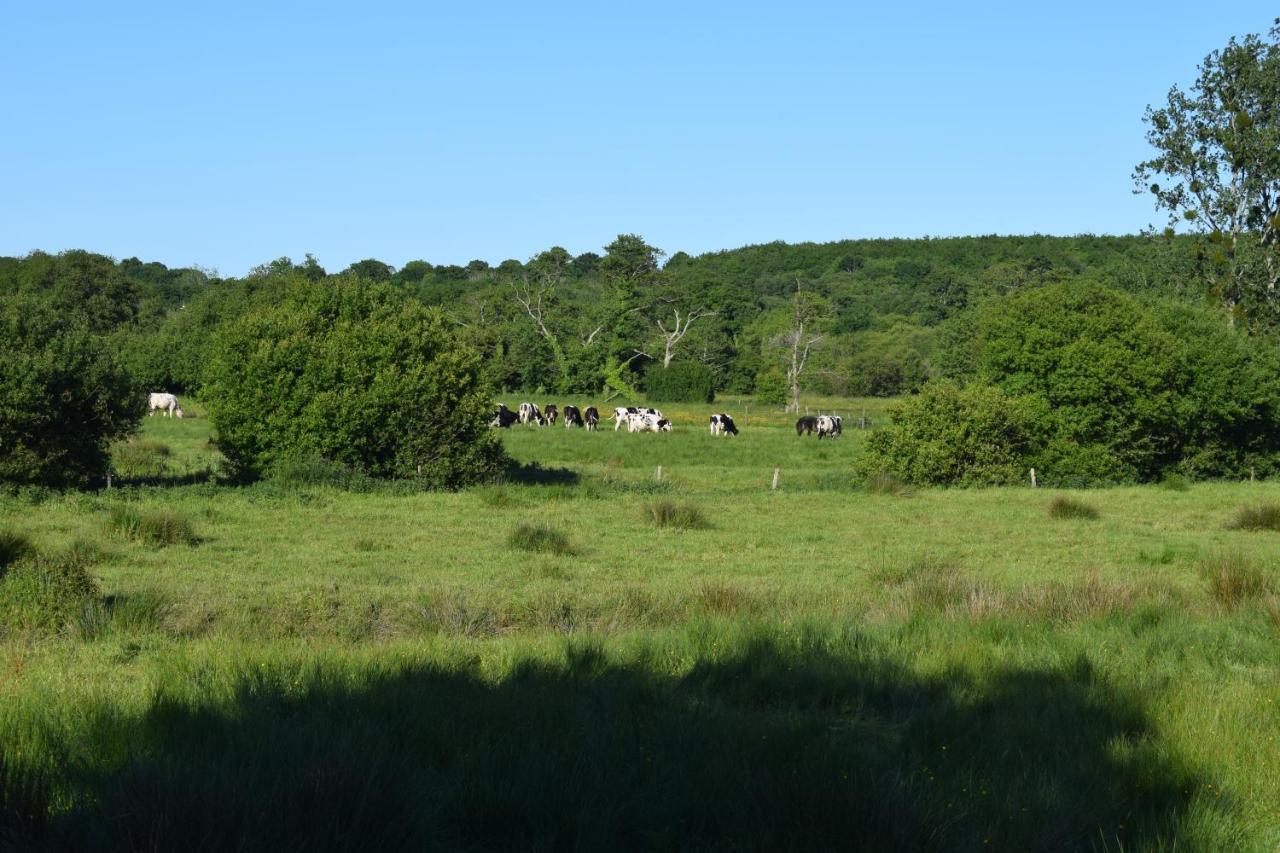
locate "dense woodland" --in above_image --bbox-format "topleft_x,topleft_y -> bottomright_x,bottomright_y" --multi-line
0,233 -> 1218,399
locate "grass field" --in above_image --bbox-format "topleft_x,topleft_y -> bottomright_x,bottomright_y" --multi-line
2,396 -> 1280,849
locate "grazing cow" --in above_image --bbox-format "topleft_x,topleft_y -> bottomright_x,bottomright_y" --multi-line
562,405 -> 584,428
709,413 -> 739,436
518,402 -> 545,425
816,415 -> 843,440
544,404 -> 559,425
628,413 -> 672,433
612,406 -> 663,430
148,392 -> 184,418
796,415 -> 818,436
584,406 -> 599,431
490,405 -> 519,428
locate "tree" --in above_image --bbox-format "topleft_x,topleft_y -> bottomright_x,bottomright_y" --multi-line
1135,21 -> 1280,327
344,259 -> 396,282
204,276 -> 505,486
653,304 -> 717,369
0,295 -> 144,487
773,280 -> 828,413
508,247 -> 574,388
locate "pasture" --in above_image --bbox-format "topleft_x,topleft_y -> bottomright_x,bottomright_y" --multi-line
2,396 -> 1280,850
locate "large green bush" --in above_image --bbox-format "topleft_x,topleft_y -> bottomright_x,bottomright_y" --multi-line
861,381 -> 1049,486
204,276 -> 506,486
0,296 -> 144,488
974,282 -> 1183,482
646,361 -> 715,403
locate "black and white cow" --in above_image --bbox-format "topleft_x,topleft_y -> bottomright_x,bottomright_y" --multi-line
709,413 -> 739,436
612,406 -> 663,431
796,415 -> 818,436
816,415 -> 842,439
518,402 -> 545,425
490,404 -> 519,428
562,405 -> 584,428
544,404 -> 559,425
628,413 -> 672,433
584,406 -> 599,431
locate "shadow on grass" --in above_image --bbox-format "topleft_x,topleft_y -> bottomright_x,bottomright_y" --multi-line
504,461 -> 581,487
5,633 -> 1222,850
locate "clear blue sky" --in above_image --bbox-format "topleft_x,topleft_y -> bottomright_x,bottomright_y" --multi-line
2,2 -> 1275,275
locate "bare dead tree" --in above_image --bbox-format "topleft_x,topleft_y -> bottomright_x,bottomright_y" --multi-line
773,280 -> 825,414
655,306 -> 717,368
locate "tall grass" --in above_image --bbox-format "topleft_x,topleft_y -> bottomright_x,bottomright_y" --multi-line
104,506 -> 198,547
1226,503 -> 1280,531
1047,496 -> 1099,520
1198,552 -> 1271,608
111,438 -> 172,479
644,500 -> 710,530
507,523 -> 575,556
0,530 -> 34,573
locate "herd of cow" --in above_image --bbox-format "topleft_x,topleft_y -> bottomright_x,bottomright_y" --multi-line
490,403 -> 844,439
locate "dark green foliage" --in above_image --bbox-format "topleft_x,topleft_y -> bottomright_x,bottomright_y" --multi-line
268,456 -> 368,490
1160,472 -> 1192,492
643,500 -> 710,530
0,296 -> 144,488
862,382 -> 1048,486
1198,552 -> 1271,607
105,506 -> 198,547
1226,504 -> 1280,532
1047,497 -> 1100,520
0,547 -> 101,634
0,631 -> 1216,850
753,368 -> 787,405
645,361 -> 715,403
507,523 -> 574,555
204,276 -> 506,486
974,282 -> 1183,483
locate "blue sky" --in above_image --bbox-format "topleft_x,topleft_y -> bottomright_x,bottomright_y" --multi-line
2,2 -> 1275,275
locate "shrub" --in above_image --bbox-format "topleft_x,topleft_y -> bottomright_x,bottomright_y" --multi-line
0,550 -> 102,634
753,368 -> 788,405
644,500 -> 710,530
646,361 -> 715,404
1198,552 -> 1270,607
972,282 -> 1184,482
204,275 -> 506,486
111,438 -> 172,480
0,295 -> 144,488
1226,503 -> 1280,531
105,506 -> 198,547
1047,496 -> 1100,520
507,523 -> 575,556
861,381 -> 1048,486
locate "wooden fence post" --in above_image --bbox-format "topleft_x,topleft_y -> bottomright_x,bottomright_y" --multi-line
1030,468 -> 1037,488
771,468 -> 780,491
656,465 -> 663,482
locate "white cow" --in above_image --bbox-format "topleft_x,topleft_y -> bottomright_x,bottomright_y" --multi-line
148,392 -> 184,418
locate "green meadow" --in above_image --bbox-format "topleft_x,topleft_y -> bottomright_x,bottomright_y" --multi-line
2,397 -> 1280,850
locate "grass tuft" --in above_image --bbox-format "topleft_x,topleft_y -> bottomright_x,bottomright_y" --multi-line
507,523 -> 575,556
105,506 -> 198,547
1226,503 -> 1280,531
644,500 -> 710,530
864,472 -> 914,496
0,530 -> 35,574
0,551 -> 102,634
111,438 -> 172,480
1198,551 -> 1271,608
1160,472 -> 1191,492
1047,496 -> 1099,520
